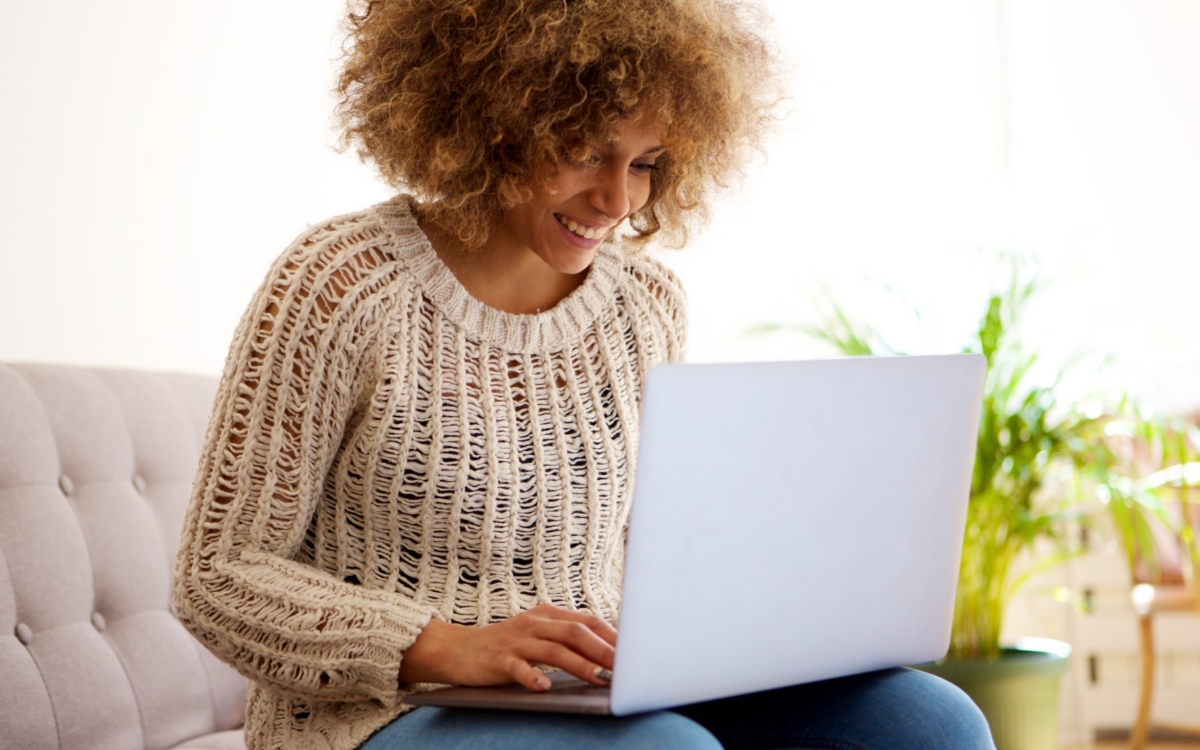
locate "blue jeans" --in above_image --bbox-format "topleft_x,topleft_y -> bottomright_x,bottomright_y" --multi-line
361,668 -> 995,749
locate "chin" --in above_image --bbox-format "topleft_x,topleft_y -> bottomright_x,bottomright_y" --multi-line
538,242 -> 595,275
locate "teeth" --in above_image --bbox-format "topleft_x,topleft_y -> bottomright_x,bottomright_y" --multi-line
558,214 -> 605,241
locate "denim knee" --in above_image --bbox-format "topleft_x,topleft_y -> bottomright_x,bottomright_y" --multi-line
888,669 -> 995,749
615,711 -> 725,750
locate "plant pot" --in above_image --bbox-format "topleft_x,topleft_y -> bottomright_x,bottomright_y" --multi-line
913,638 -> 1071,750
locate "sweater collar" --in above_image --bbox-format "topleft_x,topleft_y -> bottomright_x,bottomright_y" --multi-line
373,195 -> 625,353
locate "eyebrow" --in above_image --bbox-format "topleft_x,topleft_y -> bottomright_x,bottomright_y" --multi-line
598,143 -> 667,158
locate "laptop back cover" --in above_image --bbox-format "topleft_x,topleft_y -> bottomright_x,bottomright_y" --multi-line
610,354 -> 985,715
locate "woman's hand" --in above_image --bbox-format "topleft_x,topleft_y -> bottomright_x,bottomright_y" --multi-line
398,603 -> 616,691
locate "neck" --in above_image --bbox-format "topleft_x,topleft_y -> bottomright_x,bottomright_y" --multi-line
417,211 -> 588,315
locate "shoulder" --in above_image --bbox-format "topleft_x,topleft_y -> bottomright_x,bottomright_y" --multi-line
615,248 -> 688,360
258,197 -> 426,318
233,198 -> 429,367
271,197 -> 414,281
619,249 -> 687,309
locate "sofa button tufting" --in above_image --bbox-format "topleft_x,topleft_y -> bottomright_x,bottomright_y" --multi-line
58,475 -> 75,496
91,612 -> 107,632
133,475 -> 147,494
15,623 -> 33,645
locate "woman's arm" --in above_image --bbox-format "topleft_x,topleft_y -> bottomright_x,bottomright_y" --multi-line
173,223 -> 438,707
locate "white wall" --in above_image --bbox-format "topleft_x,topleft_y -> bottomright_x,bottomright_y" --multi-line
0,1 -> 391,374
676,0 -> 1200,414
1006,0 -> 1200,412
675,0 -> 1008,365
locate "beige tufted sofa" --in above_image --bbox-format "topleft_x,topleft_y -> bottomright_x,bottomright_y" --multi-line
0,363 -> 248,750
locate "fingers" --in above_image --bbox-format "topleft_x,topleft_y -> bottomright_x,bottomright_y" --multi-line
518,639 -> 611,686
506,657 -> 554,692
528,618 -> 615,671
574,611 -> 618,648
530,602 -> 618,647
503,604 -> 617,686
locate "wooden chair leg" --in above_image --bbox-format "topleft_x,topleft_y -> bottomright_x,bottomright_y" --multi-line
1132,614 -> 1155,750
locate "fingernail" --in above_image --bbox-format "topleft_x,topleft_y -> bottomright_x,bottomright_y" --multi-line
537,676 -> 551,689
594,667 -> 613,682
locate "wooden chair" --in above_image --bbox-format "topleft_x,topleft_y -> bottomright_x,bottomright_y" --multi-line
1129,479 -> 1200,750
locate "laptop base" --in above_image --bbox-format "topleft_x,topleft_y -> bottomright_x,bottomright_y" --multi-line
404,671 -> 612,714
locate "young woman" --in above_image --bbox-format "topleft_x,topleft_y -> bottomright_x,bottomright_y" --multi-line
173,1 -> 995,748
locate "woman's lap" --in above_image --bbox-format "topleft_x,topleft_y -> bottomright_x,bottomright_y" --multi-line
360,706 -> 720,750
362,668 -> 993,750
675,667 -> 995,750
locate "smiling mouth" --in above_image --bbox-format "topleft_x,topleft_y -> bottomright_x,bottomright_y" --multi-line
555,214 -> 610,241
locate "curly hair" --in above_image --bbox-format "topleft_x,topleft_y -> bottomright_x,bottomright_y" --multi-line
335,0 -> 782,250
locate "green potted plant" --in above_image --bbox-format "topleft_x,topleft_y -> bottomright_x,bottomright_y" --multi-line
782,259 -> 1200,748
780,265 -> 1197,749
792,272 -> 1086,749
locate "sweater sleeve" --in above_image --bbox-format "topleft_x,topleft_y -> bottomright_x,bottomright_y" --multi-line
173,219 -> 437,707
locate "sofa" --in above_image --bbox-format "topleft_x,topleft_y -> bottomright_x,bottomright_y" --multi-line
0,363 -> 248,750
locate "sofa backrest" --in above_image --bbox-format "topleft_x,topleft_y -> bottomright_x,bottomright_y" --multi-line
0,363 -> 247,750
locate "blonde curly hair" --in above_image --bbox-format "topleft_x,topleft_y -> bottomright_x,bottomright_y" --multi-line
336,0 -> 782,249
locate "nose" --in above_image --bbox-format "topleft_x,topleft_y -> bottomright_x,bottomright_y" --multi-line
587,164 -> 632,221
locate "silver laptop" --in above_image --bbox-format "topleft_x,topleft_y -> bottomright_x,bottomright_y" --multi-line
405,354 -> 986,715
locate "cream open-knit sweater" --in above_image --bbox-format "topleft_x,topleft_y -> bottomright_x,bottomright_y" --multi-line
173,195 -> 687,750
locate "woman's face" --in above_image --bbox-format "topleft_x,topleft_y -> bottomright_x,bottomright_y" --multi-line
495,113 -> 664,275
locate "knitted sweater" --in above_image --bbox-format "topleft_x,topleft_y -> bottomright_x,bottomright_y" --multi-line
173,195 -> 687,750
